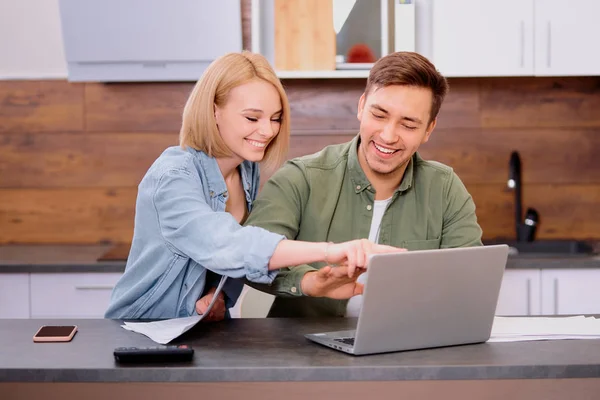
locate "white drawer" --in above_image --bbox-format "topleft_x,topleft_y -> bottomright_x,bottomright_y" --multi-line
30,273 -> 122,318
0,273 -> 30,318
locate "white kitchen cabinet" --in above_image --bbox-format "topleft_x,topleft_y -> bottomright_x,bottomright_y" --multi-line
495,269 -> 541,316
432,0 -> 534,77
0,274 -> 30,318
541,269 -> 600,315
534,0 -> 600,76
30,273 -> 121,318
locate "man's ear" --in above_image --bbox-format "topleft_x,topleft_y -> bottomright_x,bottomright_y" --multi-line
422,118 -> 437,144
357,93 -> 366,122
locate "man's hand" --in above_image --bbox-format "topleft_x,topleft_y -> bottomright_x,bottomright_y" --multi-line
195,287 -> 226,322
300,266 -> 365,299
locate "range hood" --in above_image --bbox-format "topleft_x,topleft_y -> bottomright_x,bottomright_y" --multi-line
58,0 -> 242,82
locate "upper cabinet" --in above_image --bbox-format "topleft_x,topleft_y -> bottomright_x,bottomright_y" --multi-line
432,0 -> 534,77
534,0 -> 600,76
430,0 -> 600,77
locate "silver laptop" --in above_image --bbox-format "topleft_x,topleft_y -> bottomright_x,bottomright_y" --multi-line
305,245 -> 508,355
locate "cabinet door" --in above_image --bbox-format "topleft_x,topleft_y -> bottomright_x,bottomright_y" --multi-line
541,269 -> 600,315
30,273 -> 121,318
535,0 -> 600,76
432,0 -> 534,77
495,269 -> 541,316
0,273 -> 30,318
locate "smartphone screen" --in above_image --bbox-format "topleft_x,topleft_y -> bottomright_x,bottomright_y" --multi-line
33,325 -> 77,342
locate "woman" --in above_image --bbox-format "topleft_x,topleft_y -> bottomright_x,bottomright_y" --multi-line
105,52 -> 400,320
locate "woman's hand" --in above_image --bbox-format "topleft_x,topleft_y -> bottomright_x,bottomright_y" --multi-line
325,239 -> 405,277
195,287 -> 226,321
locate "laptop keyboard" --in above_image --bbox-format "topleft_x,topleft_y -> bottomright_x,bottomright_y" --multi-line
334,337 -> 355,346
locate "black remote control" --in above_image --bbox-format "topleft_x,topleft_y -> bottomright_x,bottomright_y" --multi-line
114,345 -> 194,363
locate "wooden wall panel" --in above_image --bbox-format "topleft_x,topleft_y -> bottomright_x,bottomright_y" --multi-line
437,78 -> 481,129
419,128 -> 600,184
0,81 -> 84,133
480,77 -> 600,128
0,133 -> 178,188
0,188 -> 136,244
85,83 -> 192,132
470,184 -> 600,240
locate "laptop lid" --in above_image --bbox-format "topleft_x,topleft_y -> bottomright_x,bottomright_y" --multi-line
351,245 -> 508,355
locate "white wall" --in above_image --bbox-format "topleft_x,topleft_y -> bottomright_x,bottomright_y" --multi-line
0,0 -> 67,79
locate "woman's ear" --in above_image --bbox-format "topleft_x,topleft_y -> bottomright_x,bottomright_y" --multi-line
214,103 -> 220,126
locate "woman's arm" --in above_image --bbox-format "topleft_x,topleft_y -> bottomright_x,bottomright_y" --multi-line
269,239 -> 401,277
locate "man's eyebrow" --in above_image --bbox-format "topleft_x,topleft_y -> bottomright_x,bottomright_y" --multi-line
370,104 -> 388,114
402,116 -> 423,124
370,104 -> 423,124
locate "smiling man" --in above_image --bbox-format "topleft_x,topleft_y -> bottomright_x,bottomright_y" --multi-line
244,52 -> 483,317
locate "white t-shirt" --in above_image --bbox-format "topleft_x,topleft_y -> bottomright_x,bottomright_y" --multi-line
345,197 -> 392,317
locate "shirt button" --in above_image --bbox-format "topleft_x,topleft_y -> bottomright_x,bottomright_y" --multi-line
366,204 -> 372,211
356,185 -> 361,190
291,287 -> 297,293
209,191 -> 215,197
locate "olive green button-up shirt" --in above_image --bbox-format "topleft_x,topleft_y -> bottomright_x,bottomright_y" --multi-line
245,135 -> 483,317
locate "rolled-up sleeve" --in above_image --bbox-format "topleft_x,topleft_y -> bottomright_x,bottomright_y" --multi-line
153,168 -> 284,283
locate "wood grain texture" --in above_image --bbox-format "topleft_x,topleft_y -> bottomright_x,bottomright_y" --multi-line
0,81 -> 84,133
480,77 -> 600,128
85,82 -> 192,132
469,184 -> 600,240
241,0 -> 251,50
437,78 -> 481,129
0,188 -> 136,244
420,128 -> 600,184
274,0 -> 336,70
0,133 -> 178,188
2,73 -> 600,243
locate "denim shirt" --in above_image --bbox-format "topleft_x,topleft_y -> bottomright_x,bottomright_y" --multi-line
104,146 -> 284,319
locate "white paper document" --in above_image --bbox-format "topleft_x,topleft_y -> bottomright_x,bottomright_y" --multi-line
121,276 -> 227,344
489,315 -> 600,343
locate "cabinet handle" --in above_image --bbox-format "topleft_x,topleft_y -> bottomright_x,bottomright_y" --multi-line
553,278 -> 559,314
526,278 -> 531,315
520,20 -> 525,68
74,285 -> 115,291
547,21 -> 552,68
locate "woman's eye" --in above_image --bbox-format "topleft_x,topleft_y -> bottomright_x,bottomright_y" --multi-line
271,118 -> 282,123
245,117 -> 258,122
372,114 -> 384,119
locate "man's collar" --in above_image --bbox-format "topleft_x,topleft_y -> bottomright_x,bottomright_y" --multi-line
347,134 -> 416,194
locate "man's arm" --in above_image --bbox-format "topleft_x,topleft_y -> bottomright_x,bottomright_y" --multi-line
244,160 -> 316,297
441,171 -> 483,248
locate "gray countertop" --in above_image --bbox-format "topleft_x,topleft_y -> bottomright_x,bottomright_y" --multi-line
1,318 -> 600,382
0,245 -> 599,273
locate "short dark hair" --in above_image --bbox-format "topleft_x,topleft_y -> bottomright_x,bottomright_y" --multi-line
365,52 -> 449,123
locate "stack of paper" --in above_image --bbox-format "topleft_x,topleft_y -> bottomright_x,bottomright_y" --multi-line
489,315 -> 600,342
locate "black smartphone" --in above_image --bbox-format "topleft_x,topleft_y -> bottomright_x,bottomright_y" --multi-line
33,325 -> 78,342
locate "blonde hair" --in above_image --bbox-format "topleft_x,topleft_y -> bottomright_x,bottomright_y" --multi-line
179,51 -> 290,171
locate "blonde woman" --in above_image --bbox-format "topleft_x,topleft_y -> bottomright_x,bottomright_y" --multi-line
105,52 -> 401,320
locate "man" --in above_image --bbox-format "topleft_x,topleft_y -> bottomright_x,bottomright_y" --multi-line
245,51 -> 483,317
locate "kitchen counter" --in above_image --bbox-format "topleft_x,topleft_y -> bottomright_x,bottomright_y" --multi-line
1,318 -> 600,399
0,244 -> 599,273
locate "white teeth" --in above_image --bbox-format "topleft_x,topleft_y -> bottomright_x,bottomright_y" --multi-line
247,139 -> 266,148
373,143 -> 396,154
